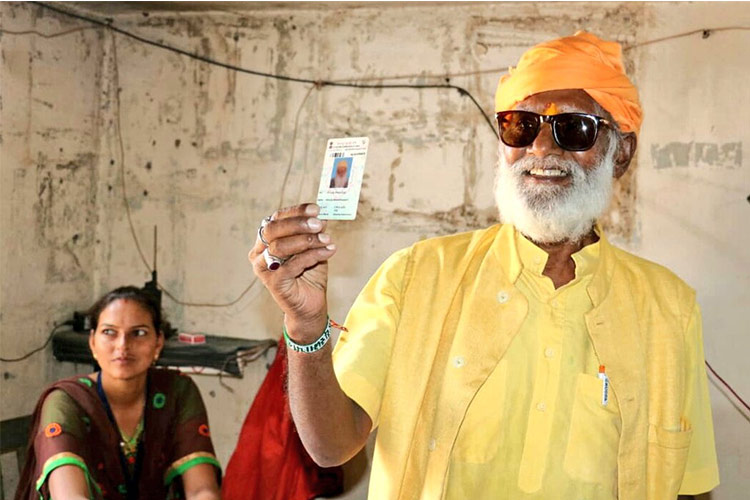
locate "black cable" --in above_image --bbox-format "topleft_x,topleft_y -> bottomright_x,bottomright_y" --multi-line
623,26 -> 750,51
19,4 -> 750,141
23,0 -> 499,310
32,1 -> 499,138
108,31 -> 261,308
706,360 -> 750,414
0,321 -> 73,363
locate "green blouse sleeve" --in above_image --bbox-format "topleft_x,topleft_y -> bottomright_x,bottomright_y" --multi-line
40,390 -> 87,438
36,390 -> 101,499
163,374 -> 220,487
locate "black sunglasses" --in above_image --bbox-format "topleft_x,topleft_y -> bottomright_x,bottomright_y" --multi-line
496,110 -> 611,152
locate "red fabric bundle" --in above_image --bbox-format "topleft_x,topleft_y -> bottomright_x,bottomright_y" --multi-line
222,338 -> 343,500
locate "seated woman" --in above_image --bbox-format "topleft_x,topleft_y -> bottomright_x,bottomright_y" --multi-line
17,286 -> 221,500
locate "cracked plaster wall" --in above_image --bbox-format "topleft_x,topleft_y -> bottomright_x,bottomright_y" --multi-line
1,0 -> 103,439
1,2 -> 748,498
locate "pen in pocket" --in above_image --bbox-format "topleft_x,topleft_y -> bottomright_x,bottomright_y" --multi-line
598,365 -> 610,406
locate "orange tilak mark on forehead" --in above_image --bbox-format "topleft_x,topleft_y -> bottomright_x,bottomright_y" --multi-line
542,102 -> 559,115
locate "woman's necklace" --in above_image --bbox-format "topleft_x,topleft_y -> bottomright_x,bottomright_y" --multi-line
96,371 -> 148,499
119,418 -> 144,464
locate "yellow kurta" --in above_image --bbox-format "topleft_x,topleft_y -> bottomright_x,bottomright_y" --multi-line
445,230 -> 620,499
333,224 -> 719,500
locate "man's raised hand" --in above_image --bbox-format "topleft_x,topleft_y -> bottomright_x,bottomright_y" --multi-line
249,203 -> 336,340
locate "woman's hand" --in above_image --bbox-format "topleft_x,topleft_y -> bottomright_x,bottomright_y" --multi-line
249,203 -> 336,341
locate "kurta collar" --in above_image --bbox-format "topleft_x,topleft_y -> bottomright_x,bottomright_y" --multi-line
495,223 -> 605,284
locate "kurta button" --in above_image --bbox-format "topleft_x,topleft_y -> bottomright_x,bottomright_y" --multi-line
497,290 -> 510,303
536,402 -> 546,412
544,347 -> 555,358
428,438 -> 436,451
452,356 -> 465,368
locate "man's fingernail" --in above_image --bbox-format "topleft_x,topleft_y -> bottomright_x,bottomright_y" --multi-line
305,204 -> 320,216
308,218 -> 322,230
326,244 -> 336,251
318,233 -> 331,244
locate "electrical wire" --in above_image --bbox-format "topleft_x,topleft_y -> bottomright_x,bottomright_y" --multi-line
4,20 -> 748,97
705,360 -> 750,414
217,338 -> 277,392
25,1 -> 495,308
0,321 -> 72,362
21,2 -> 750,138
0,26 -> 97,38
112,32 -> 150,276
110,32 -> 259,308
14,2 -> 750,87
623,26 -> 750,51
277,84 -> 317,211
31,1 -> 498,139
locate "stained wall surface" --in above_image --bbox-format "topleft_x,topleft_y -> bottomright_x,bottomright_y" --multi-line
1,2 -> 748,498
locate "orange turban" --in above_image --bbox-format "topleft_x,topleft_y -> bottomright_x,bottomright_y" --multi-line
495,31 -> 642,135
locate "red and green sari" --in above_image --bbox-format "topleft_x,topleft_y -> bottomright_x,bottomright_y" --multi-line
16,368 -> 220,499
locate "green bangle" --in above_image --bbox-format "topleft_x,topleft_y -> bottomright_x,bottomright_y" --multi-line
283,316 -> 331,353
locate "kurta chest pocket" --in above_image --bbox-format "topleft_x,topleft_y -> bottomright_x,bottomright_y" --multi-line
563,373 -> 621,491
452,360 -> 509,463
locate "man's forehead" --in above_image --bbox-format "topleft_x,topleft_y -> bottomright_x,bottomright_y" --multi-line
512,89 -> 599,114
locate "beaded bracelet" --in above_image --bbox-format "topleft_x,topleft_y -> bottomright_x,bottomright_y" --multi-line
283,317 -> 332,354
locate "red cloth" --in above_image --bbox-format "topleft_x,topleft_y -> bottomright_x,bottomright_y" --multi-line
222,339 -> 343,500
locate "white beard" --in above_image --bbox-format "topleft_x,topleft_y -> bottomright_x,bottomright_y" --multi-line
494,138 -> 618,244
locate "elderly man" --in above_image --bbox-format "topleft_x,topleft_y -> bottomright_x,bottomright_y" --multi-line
250,32 -> 719,500
330,159 -> 350,188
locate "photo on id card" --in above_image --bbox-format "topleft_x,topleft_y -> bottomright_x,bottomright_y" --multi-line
317,137 -> 369,220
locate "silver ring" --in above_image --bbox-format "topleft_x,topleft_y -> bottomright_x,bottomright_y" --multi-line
258,216 -> 272,247
262,247 -> 286,271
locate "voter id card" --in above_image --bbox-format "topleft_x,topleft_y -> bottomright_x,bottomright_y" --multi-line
316,137 -> 369,220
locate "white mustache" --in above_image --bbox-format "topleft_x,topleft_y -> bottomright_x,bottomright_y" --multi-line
509,156 -> 581,177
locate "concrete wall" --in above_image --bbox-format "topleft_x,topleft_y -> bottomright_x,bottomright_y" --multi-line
1,2 -> 748,498
1,0 -> 102,441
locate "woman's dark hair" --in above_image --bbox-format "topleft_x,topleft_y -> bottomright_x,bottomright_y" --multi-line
87,286 -> 167,336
